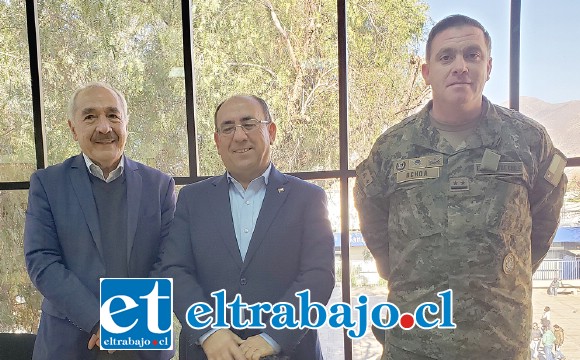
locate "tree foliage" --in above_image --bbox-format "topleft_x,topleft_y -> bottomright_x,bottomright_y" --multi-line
0,0 -> 428,332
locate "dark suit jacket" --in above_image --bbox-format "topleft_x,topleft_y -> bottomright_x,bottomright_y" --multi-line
154,166 -> 335,359
24,155 -> 176,360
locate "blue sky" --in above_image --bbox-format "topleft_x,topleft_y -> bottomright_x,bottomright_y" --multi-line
423,0 -> 580,104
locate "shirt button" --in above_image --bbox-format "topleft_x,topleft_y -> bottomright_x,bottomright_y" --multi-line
244,228 -> 249,233
245,201 -> 250,205
240,278 -> 247,286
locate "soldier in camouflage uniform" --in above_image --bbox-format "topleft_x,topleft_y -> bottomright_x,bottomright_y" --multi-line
354,15 -> 567,360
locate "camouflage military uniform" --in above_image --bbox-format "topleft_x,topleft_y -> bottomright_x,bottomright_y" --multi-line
354,98 -> 567,360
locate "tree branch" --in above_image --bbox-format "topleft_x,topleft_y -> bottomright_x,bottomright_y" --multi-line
226,62 -> 278,79
263,0 -> 299,73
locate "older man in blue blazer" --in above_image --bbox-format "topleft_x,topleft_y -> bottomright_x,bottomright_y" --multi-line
154,95 -> 335,360
24,82 -> 176,360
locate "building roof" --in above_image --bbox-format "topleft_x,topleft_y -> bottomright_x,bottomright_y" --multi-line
553,227 -> 580,243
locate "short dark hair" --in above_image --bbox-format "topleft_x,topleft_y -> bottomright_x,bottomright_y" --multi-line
214,95 -> 272,131
426,14 -> 491,61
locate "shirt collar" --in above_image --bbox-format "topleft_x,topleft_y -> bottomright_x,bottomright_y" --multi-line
227,163 -> 272,186
82,153 -> 125,183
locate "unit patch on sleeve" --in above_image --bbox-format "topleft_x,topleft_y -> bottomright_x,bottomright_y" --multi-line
544,153 -> 567,186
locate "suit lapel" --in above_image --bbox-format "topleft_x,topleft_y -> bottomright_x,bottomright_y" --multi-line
211,174 -> 244,269
242,167 -> 289,269
125,157 -> 142,266
68,155 -> 104,258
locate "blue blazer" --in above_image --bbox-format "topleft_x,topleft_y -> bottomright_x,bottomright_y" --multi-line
154,166 -> 335,360
24,155 -> 176,360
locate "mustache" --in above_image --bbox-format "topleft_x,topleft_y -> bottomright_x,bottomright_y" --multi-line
92,134 -> 118,142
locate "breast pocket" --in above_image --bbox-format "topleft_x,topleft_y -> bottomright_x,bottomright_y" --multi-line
475,175 -> 532,236
390,182 -> 443,240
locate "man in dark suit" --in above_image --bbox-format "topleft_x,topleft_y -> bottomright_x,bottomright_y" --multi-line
24,82 -> 176,360
154,95 -> 335,360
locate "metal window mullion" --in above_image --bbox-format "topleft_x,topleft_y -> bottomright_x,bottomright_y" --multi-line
26,0 -> 47,169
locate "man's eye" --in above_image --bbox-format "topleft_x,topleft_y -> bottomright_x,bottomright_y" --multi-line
84,115 -> 96,121
440,55 -> 452,62
467,53 -> 481,60
242,123 -> 257,131
221,125 -> 235,133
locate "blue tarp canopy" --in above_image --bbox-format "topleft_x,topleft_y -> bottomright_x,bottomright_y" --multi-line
553,227 -> 580,243
333,232 -> 366,248
335,227 -> 580,247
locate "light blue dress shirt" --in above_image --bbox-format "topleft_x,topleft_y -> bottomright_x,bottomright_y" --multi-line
199,164 -> 281,353
227,164 -> 271,261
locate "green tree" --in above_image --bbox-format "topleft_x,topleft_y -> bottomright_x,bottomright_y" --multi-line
0,0 -> 428,333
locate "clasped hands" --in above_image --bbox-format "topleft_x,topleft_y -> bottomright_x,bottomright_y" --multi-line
202,329 -> 276,360
88,328 -> 115,354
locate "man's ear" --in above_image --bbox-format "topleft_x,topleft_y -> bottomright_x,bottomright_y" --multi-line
214,131 -> 221,154
268,122 -> 277,145
421,63 -> 431,86
68,120 -> 78,141
487,57 -> 493,81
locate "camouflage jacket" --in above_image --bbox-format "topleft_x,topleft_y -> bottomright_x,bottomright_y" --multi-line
354,99 -> 567,359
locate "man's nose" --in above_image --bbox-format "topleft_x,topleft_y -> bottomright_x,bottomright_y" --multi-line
95,115 -> 112,133
452,57 -> 468,74
232,125 -> 249,140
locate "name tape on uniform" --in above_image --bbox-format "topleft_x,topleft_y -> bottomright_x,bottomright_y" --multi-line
475,162 -> 523,175
394,155 -> 443,172
396,167 -> 440,183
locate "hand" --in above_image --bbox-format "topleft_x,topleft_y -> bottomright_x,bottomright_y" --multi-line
240,335 -> 275,360
201,329 -> 245,360
87,327 -> 115,354
88,327 -> 100,350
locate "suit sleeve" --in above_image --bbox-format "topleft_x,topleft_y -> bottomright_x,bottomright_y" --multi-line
262,186 -> 335,354
152,189 -> 214,346
24,172 -> 100,333
529,134 -> 567,273
158,176 -> 176,256
353,148 -> 391,280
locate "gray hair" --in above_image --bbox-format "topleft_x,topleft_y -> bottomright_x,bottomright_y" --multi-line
67,82 -> 128,120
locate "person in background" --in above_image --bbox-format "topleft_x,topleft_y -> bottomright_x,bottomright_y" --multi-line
530,322 -> 542,360
542,325 -> 556,360
541,306 -> 552,332
553,324 -> 566,360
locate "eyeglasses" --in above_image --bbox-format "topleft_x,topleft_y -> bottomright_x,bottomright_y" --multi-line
217,118 -> 271,136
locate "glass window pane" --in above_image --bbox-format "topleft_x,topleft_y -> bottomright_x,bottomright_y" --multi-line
346,178 -> 385,359
39,0 -> 189,176
193,1 -> 339,175
0,2 -> 36,182
307,179 -> 345,359
561,167 -> 580,228
521,1 -> 580,158
0,190 -> 41,332
347,0 -> 429,169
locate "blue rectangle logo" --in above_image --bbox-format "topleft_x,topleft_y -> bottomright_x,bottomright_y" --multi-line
100,278 -> 173,350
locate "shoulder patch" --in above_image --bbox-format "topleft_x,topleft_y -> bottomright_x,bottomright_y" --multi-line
544,153 -> 567,186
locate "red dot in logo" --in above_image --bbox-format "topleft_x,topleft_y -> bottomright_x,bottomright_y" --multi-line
153,340 -> 158,346
399,313 -> 415,330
